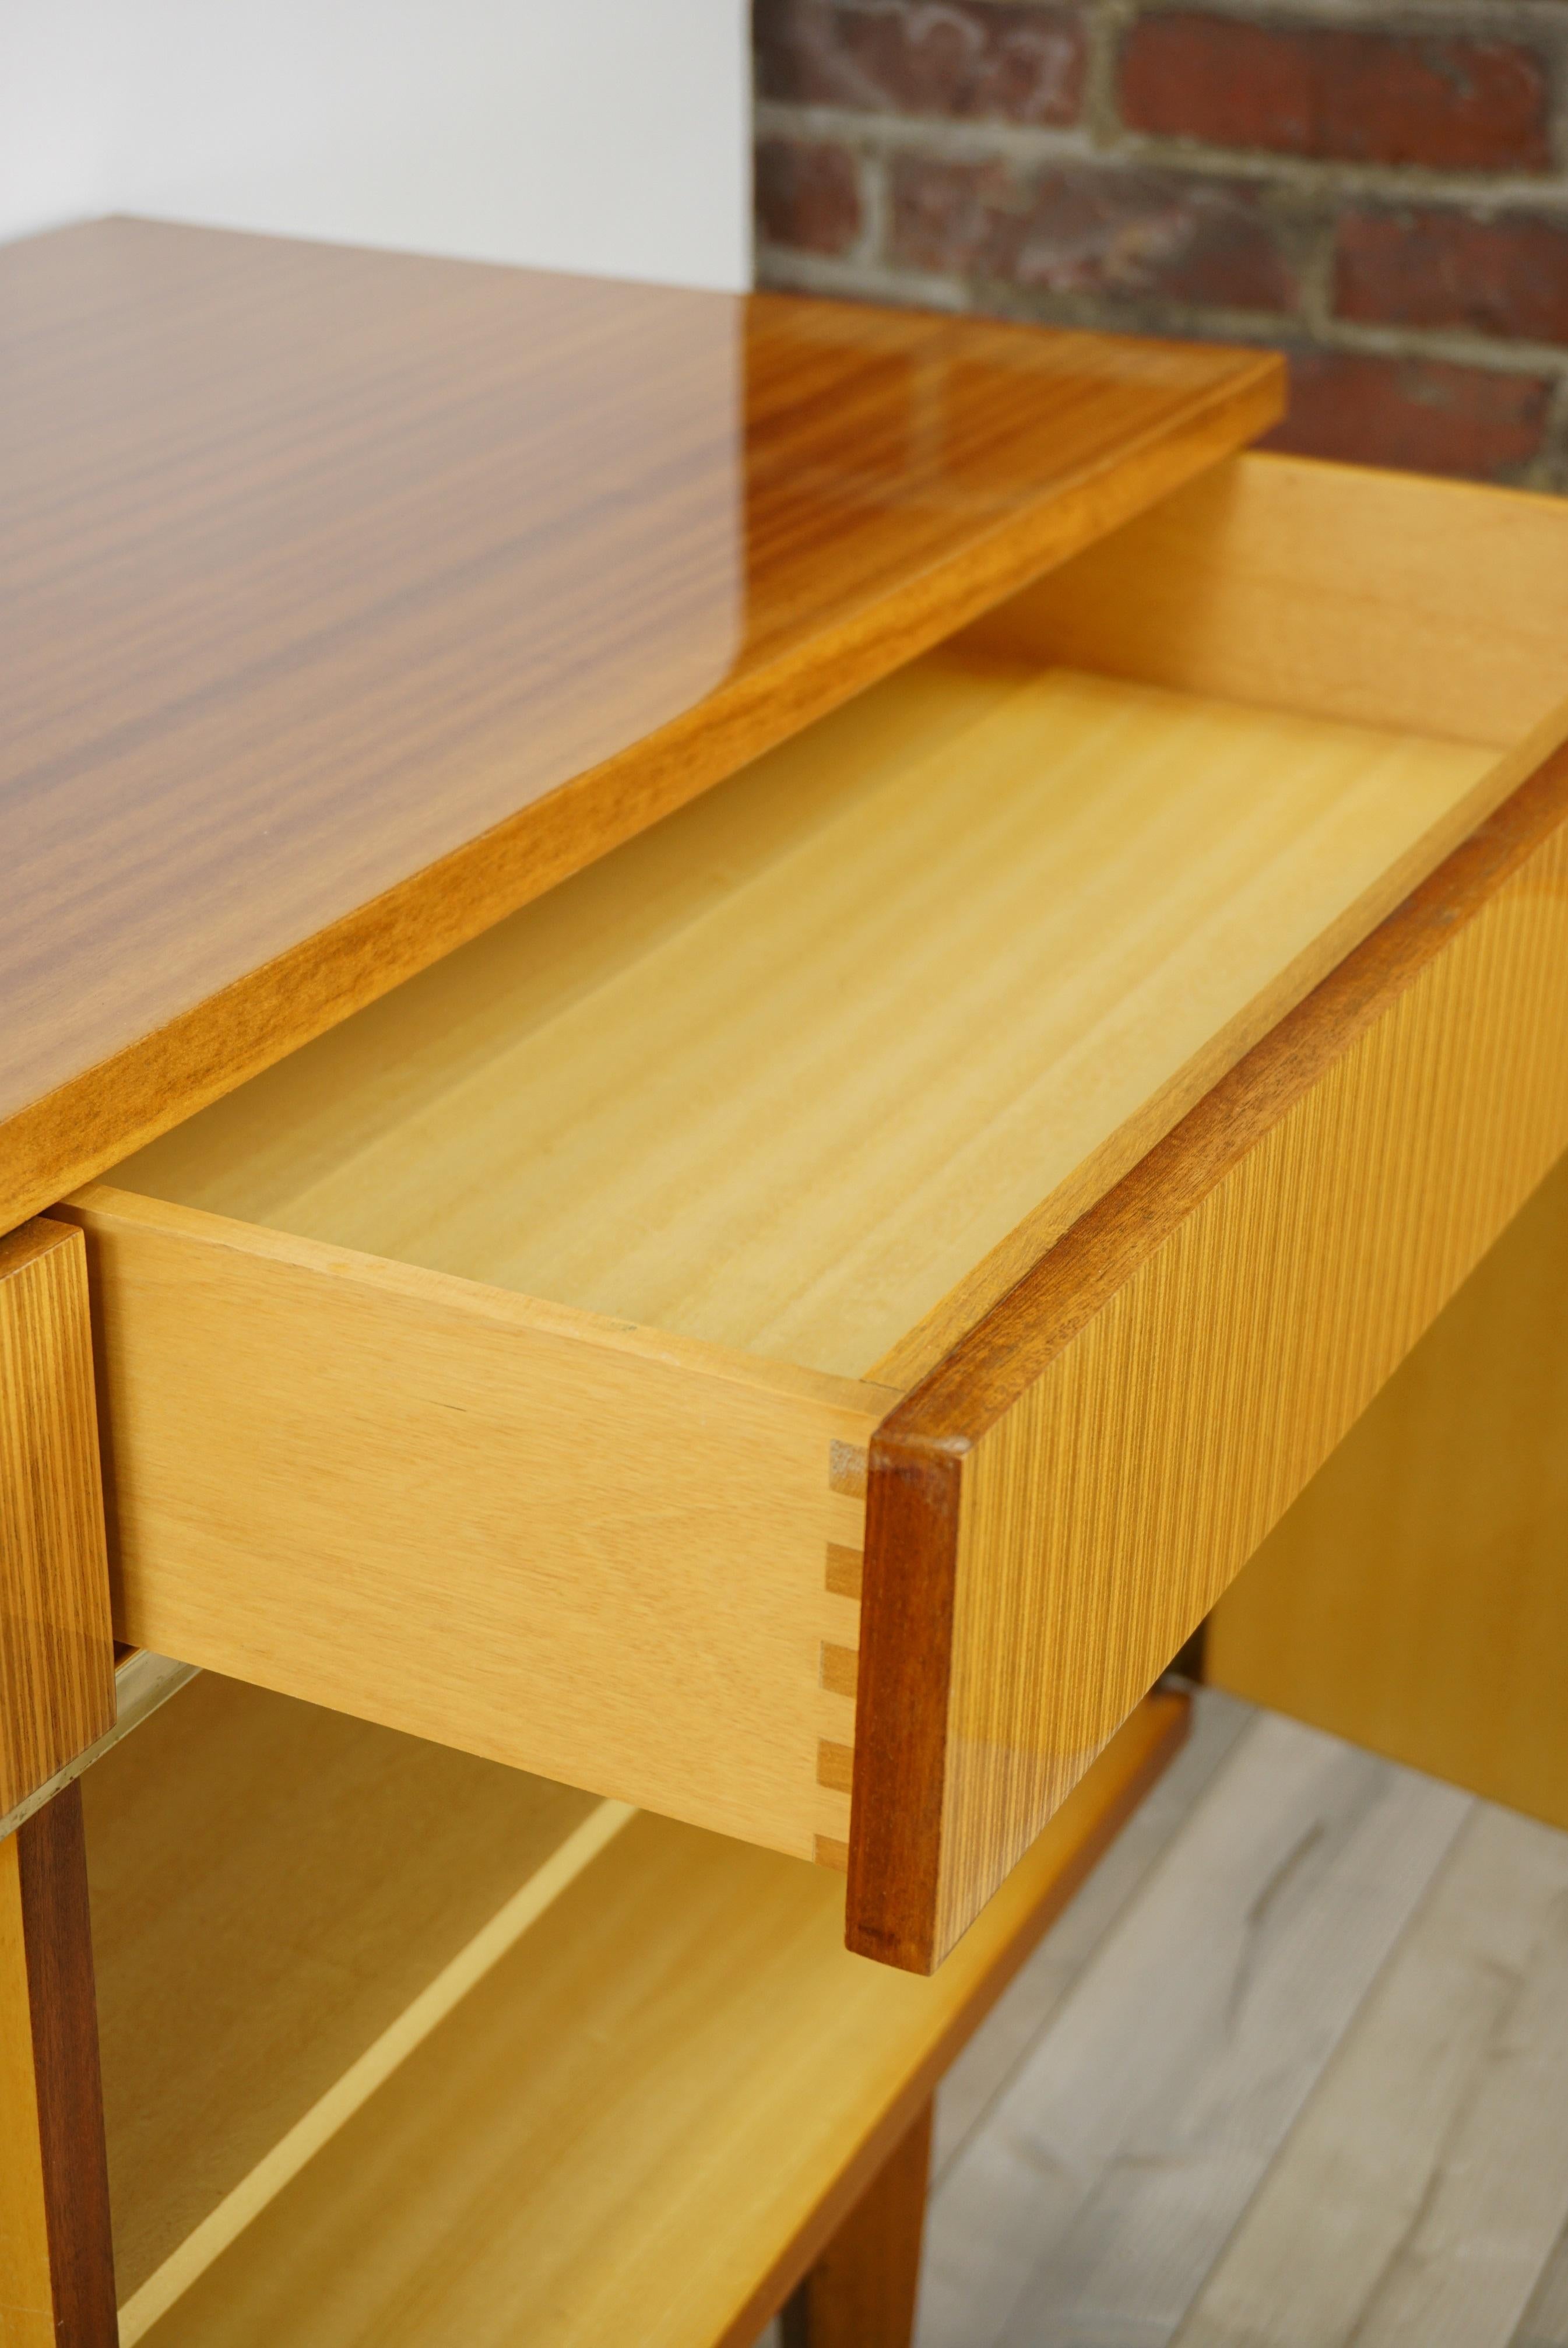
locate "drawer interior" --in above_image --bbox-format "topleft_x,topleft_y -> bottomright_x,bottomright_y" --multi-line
106,461 -> 1543,1395
84,1670 -> 1179,2345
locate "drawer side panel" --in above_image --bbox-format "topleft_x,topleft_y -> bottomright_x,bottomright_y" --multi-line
59,1197 -> 886,1861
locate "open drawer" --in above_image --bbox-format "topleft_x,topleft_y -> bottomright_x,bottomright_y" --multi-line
64,452 -> 1568,1971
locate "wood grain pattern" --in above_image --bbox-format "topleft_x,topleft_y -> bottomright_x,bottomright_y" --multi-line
781,2099 -> 932,2348
108,659 -> 1496,1384
95,1680 -> 1184,2348
116,1799 -> 637,2345
969,451 -> 1568,754
87,459 -> 1559,1949
0,1220 -> 115,1817
0,1786 -> 117,2347
58,1186 -> 889,1861
63,423 -> 1567,1961
1208,1147 -> 1568,1830
0,217 -> 1280,1238
849,738 -> 1568,1971
83,1672 -> 599,2305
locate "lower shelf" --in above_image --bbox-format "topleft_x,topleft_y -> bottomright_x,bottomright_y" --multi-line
85,1676 -> 1186,2347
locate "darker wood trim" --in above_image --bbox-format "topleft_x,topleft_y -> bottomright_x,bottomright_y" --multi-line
846,736 -> 1568,1971
15,1782 -> 118,2346
780,2097 -> 933,2348
845,1439 -> 965,1972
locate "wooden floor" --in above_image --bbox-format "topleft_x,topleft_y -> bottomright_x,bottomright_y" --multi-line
764,1690 -> 1568,2347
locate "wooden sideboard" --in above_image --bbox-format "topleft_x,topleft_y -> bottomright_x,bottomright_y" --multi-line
5,215 -> 1568,2341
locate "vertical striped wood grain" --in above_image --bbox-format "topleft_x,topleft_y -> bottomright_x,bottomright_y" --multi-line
848,741 -> 1568,1972
1207,1145 -> 1568,1832
0,1221 -> 114,1818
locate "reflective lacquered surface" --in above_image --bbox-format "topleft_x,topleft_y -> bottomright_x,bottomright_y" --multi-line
0,218 -> 1280,1226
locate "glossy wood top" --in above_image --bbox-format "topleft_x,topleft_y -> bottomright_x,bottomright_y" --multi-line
1,217 -> 1281,1231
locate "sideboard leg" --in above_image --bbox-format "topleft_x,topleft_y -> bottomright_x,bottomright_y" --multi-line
0,1783 -> 117,2347
781,2097 -> 933,2348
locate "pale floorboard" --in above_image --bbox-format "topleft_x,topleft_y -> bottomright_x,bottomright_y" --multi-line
1175,1803 -> 1568,2348
933,1689 -> 1256,2187
921,1709 -> 1469,2348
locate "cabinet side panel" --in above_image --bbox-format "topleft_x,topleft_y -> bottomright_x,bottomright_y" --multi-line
0,1221 -> 115,1816
61,1194 -> 885,1860
1208,1145 -> 1568,1824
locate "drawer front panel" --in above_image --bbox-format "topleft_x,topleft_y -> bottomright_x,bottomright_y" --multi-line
850,740 -> 1568,1971
59,1194 -> 887,1861
1206,1145 -> 1568,1831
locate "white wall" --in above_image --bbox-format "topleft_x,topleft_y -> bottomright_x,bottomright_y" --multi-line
0,0 -> 750,290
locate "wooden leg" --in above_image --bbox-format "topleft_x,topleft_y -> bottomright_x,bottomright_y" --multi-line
782,2099 -> 933,2348
0,1784 -> 117,2346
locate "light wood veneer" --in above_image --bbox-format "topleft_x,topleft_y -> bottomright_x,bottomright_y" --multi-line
108,660 -> 1496,1384
1208,1145 -> 1568,1830
852,735 -> 1568,1968
65,452 -> 1568,1966
0,1222 -> 114,1816
83,1676 -> 1186,2347
80,660 -> 1499,1868
61,1193 -> 885,1858
0,217 -> 1279,1238
84,1675 -> 600,2305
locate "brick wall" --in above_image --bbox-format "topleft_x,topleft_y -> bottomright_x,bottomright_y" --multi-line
754,0 -> 1568,485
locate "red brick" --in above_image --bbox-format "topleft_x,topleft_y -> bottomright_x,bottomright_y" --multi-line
755,137 -> 863,255
755,0 -> 1086,126
1265,349 -> 1551,477
890,154 -> 1298,310
1335,208 -> 1568,346
1119,13 -> 1551,173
